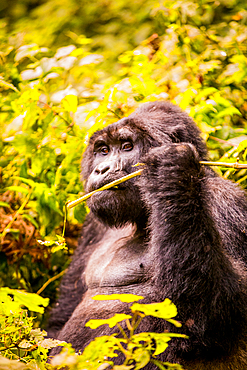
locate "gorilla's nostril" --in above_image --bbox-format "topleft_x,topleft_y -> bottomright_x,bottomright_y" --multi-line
100,166 -> 110,175
94,164 -> 110,175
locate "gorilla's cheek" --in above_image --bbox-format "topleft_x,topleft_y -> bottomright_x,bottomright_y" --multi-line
87,189 -> 122,211
84,175 -> 98,193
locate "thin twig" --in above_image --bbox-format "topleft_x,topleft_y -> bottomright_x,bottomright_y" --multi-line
36,269 -> 67,295
1,188 -> 33,241
116,323 -> 129,341
200,160 -> 247,169
66,169 -> 143,209
208,135 -> 234,146
66,160 -> 247,210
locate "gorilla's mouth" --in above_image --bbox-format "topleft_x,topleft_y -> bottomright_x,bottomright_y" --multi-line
106,183 -> 127,190
88,175 -> 130,193
87,183 -> 127,194
95,184 -> 126,192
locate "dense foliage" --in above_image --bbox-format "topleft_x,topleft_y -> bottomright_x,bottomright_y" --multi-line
0,292 -> 185,369
1,0 -> 247,368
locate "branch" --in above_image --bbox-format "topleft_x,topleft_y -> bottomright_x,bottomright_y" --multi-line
36,269 -> 67,295
200,160 -> 247,169
66,160 -> 247,210
1,187 -> 33,241
66,169 -> 143,209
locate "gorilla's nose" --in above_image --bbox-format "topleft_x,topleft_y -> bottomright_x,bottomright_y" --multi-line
94,162 -> 111,175
93,160 -> 121,175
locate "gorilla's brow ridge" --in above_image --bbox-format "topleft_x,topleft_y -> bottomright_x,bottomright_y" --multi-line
92,123 -> 140,145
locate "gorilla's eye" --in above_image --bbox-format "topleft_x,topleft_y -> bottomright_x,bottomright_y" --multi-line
122,142 -> 133,151
100,146 -> 109,155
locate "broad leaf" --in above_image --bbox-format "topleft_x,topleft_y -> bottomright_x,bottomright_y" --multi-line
85,313 -> 132,329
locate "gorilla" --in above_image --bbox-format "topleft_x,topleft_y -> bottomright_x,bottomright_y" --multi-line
48,101 -> 247,369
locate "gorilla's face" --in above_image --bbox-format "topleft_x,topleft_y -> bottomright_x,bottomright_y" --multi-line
82,101 -> 207,228
84,125 -> 147,227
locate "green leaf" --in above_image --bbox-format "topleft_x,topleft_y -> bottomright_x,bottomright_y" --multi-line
51,235 -> 67,252
92,294 -> 144,302
0,288 -> 49,313
13,176 -> 35,187
38,338 -> 66,349
6,186 -> 29,195
0,201 -> 10,208
196,87 -> 218,101
131,299 -> 181,327
19,340 -> 33,349
85,313 -> 132,329
82,336 -> 121,361
61,94 -> 78,113
0,78 -> 19,92
216,107 -> 241,118
37,235 -> 67,251
236,139 -> 247,153
133,348 -> 150,369
22,214 -> 39,229
131,332 -> 187,356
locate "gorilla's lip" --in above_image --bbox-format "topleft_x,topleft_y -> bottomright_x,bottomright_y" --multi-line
87,181 -> 127,193
89,174 -> 130,192
107,185 -> 125,190
94,184 -> 126,192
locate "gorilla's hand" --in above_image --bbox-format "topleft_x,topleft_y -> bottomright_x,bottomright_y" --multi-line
144,143 -> 201,172
138,143 -> 204,208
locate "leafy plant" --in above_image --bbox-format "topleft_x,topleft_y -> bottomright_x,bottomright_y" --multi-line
0,291 -> 185,369
0,2 -> 247,367
50,294 -> 186,370
0,288 -> 62,368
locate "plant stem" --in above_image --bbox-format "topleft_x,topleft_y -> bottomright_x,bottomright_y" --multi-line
200,160 -> 247,169
66,160 -> 247,210
66,169 -> 143,209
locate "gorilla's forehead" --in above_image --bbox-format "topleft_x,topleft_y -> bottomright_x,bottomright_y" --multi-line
90,119 -> 141,144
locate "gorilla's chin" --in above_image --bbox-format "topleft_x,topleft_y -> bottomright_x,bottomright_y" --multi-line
87,188 -> 145,228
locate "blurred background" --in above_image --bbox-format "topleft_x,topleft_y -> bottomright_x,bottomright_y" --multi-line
0,0 -> 247,311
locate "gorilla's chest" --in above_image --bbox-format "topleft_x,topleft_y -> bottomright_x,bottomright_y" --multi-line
84,226 -> 153,288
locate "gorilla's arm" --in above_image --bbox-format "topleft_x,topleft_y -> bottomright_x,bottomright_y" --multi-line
47,214 -> 107,338
206,175 -> 247,263
139,143 -> 247,353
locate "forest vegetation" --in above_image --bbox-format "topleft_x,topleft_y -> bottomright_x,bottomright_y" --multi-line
0,0 -> 247,368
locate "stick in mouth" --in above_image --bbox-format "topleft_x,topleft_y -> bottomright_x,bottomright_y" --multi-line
66,159 -> 247,210
66,169 -> 143,209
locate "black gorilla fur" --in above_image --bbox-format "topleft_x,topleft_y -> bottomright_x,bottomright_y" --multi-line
48,101 -> 247,369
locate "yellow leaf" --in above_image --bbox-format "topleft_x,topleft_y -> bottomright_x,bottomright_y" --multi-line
85,313 -> 132,329
0,78 -> 19,92
92,294 -> 144,302
62,94 -> 78,113
131,299 -> 181,327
